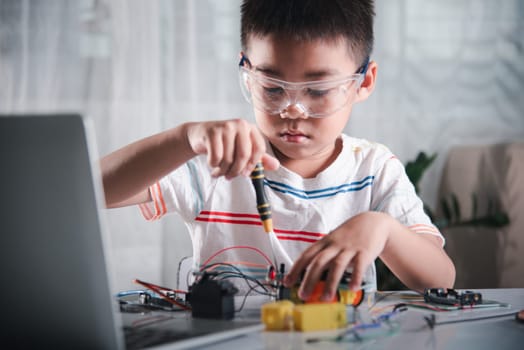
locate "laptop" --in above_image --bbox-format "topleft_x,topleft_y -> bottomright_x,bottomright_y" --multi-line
0,114 -> 263,350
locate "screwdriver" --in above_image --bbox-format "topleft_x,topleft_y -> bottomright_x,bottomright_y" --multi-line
250,162 -> 280,269
250,163 -> 293,268
250,162 -> 274,233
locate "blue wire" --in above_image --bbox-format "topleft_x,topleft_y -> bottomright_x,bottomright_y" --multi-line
116,289 -> 157,298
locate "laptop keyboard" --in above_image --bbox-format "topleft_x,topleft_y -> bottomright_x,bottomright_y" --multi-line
124,326 -> 205,349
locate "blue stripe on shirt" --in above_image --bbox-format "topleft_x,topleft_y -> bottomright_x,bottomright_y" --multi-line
186,160 -> 204,216
264,176 -> 375,199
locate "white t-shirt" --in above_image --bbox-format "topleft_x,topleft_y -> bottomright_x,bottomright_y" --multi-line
139,134 -> 443,292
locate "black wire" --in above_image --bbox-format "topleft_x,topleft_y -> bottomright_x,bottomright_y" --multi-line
215,271 -> 267,291
200,262 -> 276,313
198,262 -> 278,313
200,262 -> 247,275
200,262 -> 257,283
200,262 -> 271,293
235,284 -> 274,313
213,271 -> 270,293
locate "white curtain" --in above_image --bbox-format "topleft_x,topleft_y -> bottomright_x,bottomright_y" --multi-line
1,0 -> 523,292
358,0 -> 524,207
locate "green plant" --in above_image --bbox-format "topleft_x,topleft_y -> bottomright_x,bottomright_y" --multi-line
436,194 -> 509,229
376,151 -> 510,291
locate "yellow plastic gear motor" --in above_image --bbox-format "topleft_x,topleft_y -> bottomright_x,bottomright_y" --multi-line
261,300 -> 294,331
292,303 -> 347,332
261,301 -> 347,332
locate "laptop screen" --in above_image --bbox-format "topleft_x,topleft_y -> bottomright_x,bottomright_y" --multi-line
0,114 -> 123,349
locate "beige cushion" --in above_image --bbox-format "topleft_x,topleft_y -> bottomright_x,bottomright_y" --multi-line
438,142 -> 524,288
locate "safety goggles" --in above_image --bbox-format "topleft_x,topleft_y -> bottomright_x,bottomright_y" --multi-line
238,55 -> 369,118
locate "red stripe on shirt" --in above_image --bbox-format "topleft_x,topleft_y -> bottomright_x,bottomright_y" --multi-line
139,203 -> 153,220
195,211 -> 325,243
143,182 -> 168,221
277,235 -> 318,243
195,217 -> 263,226
155,182 -> 167,216
273,228 -> 324,238
199,210 -> 261,219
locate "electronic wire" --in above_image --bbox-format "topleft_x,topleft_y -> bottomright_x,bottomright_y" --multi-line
235,283 -> 274,313
201,245 -> 273,267
133,279 -> 191,311
199,262 -> 277,312
199,262 -> 273,295
307,307 -> 406,344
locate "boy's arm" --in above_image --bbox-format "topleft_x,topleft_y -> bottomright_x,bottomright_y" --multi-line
378,219 -> 454,292
284,212 -> 455,300
101,123 -> 196,208
101,119 -> 279,208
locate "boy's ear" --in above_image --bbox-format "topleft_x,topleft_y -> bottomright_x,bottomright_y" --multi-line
355,60 -> 378,103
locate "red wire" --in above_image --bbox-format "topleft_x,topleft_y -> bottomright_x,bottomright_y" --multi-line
134,279 -> 187,294
201,245 -> 273,268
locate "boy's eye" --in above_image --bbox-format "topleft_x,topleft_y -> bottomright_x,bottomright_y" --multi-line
306,88 -> 331,98
263,86 -> 285,96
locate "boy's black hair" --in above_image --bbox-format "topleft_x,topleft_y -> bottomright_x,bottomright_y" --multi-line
240,0 -> 375,67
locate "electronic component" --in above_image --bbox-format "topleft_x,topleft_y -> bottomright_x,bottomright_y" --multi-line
261,301 -> 347,332
117,290 -> 185,313
304,281 -> 339,303
280,284 -> 364,306
261,300 -> 294,331
424,288 -> 482,306
186,275 -> 238,320
278,270 -> 364,306
122,279 -> 190,311
293,303 -> 347,332
338,288 -> 364,307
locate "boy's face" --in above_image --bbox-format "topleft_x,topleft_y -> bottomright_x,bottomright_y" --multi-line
243,34 -> 374,166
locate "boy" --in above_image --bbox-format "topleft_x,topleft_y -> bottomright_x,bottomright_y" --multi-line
101,0 -> 455,301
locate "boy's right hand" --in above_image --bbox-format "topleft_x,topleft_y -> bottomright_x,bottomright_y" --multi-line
186,119 -> 279,179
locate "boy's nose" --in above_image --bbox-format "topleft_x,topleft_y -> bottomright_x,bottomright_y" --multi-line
280,103 -> 308,119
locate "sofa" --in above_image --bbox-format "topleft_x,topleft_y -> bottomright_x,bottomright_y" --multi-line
437,142 -> 524,288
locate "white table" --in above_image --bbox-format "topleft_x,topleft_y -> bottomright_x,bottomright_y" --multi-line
199,289 -> 524,350
124,289 -> 524,349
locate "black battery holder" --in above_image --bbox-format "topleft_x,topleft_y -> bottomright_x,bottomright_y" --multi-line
187,276 -> 238,320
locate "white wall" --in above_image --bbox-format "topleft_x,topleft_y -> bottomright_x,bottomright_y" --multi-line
1,0 -> 523,293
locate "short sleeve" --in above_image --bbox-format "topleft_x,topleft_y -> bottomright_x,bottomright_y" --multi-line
138,156 -> 215,222
371,155 -> 445,246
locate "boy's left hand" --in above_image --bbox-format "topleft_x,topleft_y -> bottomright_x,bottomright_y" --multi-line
283,211 -> 392,301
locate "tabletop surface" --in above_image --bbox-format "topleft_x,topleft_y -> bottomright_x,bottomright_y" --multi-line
122,289 -> 524,350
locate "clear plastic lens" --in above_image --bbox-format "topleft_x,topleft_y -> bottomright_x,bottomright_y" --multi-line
239,67 -> 362,117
